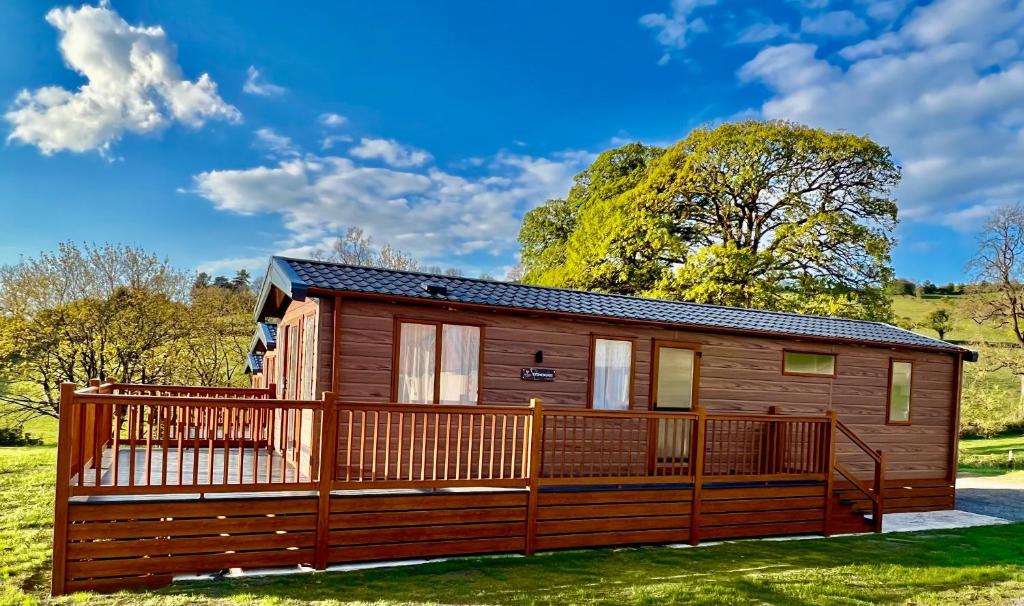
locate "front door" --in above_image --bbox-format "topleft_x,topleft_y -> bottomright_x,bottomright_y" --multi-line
651,342 -> 699,471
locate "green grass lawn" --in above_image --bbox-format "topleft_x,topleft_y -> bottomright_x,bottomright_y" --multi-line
3,442 -> 1024,605
960,434 -> 1024,474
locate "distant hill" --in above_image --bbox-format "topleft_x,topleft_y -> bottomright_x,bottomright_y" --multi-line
889,294 -> 1016,345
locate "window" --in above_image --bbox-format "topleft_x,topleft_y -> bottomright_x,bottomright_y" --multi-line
652,342 -> 698,410
285,324 -> 300,399
301,314 -> 316,399
396,321 -> 480,404
591,337 -> 633,410
888,360 -> 913,424
783,351 -> 836,376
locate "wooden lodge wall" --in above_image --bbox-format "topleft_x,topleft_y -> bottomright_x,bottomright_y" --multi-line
330,298 -> 960,511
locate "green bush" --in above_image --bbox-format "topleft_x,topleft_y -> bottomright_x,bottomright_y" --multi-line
959,369 -> 1021,438
0,425 -> 43,446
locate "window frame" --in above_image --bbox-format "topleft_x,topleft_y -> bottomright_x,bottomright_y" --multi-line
886,358 -> 914,426
587,334 -> 637,410
649,339 -> 701,411
390,317 -> 485,404
781,349 -> 837,378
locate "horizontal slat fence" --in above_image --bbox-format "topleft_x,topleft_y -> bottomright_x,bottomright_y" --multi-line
52,382 -> 885,596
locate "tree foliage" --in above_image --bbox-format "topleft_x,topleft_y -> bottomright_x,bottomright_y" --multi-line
968,205 -> 1024,347
922,308 -> 954,340
518,121 -> 901,320
0,243 -> 255,419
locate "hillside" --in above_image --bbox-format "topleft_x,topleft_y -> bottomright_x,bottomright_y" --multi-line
890,294 -> 1015,344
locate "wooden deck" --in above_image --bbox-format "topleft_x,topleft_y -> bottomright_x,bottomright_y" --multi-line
77,446 -> 309,489
52,381 -> 887,596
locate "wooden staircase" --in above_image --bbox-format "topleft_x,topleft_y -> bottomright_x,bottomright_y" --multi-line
829,487 -> 878,534
825,419 -> 886,535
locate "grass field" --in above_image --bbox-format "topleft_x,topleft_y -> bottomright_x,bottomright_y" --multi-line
889,294 -> 1014,343
960,434 -> 1024,474
3,439 -> 1024,605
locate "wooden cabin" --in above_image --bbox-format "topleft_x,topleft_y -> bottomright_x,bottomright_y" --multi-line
255,256 -> 974,493
50,255 -> 977,595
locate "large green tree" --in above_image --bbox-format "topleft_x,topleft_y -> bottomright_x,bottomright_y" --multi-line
519,121 -> 900,320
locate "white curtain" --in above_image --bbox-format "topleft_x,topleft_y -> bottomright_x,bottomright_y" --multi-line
593,339 -> 631,410
398,323 -> 436,404
440,325 -> 480,404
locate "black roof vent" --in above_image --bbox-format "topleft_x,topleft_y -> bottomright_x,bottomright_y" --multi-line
421,282 -> 448,296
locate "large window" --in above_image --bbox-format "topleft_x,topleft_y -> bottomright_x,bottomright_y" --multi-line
888,360 -> 913,424
396,321 -> 480,404
783,351 -> 836,377
591,337 -> 633,410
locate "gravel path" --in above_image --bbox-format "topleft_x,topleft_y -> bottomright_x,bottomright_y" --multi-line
956,474 -> 1024,521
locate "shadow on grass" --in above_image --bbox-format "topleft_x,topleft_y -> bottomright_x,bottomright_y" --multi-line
141,524 -> 1024,606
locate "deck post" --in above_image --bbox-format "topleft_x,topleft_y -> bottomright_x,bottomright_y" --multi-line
874,449 -> 885,532
768,405 -> 783,474
51,383 -> 76,596
524,398 -> 543,556
689,405 -> 706,546
314,392 -> 338,570
822,410 -> 838,537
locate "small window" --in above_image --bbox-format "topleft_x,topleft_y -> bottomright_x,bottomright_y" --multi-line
591,337 -> 633,410
396,321 -> 480,404
888,360 -> 913,424
783,351 -> 835,376
301,314 -> 316,399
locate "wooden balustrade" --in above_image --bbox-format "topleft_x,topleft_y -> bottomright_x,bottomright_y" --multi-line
53,382 -> 886,596
703,414 -> 830,481
64,386 -> 321,496
333,402 -> 533,489
540,408 -> 697,483
109,383 -> 274,399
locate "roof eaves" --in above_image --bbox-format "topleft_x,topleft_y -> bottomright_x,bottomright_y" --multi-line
253,257 -> 309,322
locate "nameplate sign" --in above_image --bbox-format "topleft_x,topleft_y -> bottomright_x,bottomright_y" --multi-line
520,367 -> 556,381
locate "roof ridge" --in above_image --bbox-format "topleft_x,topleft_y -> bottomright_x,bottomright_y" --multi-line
276,256 -> 900,328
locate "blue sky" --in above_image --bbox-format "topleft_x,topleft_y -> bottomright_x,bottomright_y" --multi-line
2,0 -> 1022,283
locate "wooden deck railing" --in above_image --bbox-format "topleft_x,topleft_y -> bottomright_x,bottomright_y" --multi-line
53,382 -> 886,595
61,382 -> 321,496
332,402 -> 534,489
835,419 -> 886,532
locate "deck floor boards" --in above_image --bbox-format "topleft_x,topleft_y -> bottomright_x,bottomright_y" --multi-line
76,446 -> 310,488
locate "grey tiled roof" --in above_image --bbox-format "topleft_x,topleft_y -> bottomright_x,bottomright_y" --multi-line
273,256 -> 969,354
246,352 -> 263,374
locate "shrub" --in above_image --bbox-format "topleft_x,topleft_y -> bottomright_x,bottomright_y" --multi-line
0,425 -> 43,446
959,370 -> 1021,438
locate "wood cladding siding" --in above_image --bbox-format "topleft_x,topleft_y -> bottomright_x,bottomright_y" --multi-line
334,298 -> 958,484
61,496 -> 317,593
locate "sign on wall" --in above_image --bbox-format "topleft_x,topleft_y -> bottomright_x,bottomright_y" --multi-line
521,367 -> 556,381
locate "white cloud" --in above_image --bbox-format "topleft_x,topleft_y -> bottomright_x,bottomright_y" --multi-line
5,2 -> 239,155
319,112 -> 347,127
800,10 -> 868,37
189,145 -> 592,263
242,66 -> 286,97
320,134 -> 353,150
738,0 -> 1024,229
734,18 -> 793,45
349,137 -> 432,167
254,128 -> 298,157
196,255 -> 267,276
858,0 -> 909,22
639,0 -> 717,64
